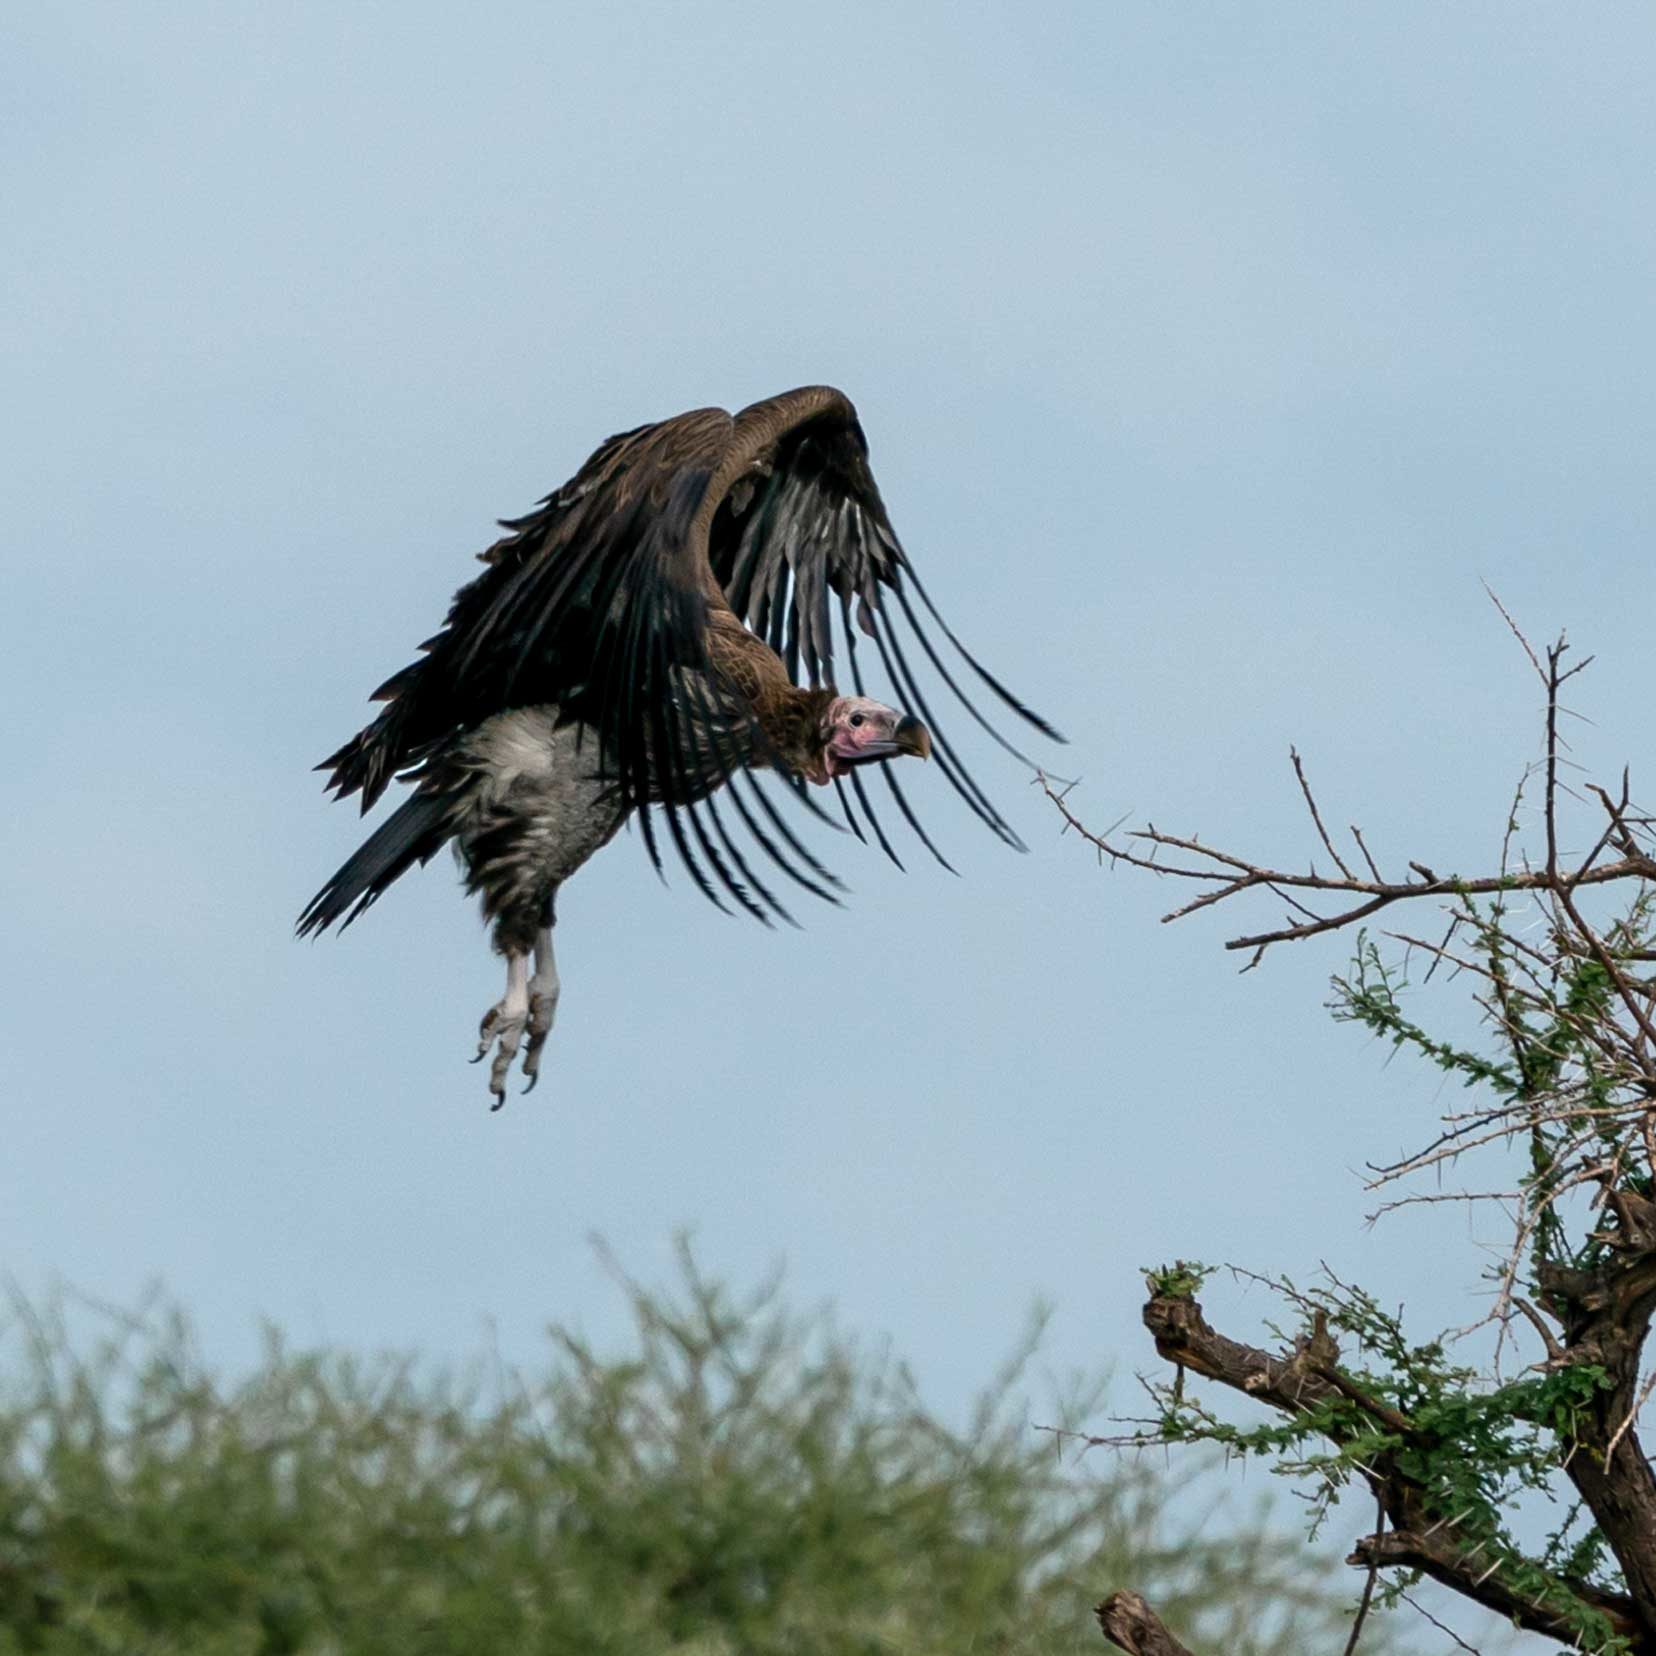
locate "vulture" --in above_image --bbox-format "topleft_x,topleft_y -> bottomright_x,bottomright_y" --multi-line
299,385 -> 1062,1106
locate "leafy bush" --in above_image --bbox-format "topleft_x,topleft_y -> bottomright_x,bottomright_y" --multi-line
0,1244 -> 1387,1654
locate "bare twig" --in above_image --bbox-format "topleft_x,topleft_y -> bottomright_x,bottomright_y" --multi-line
1399,1589 -> 1482,1652
1351,823 -> 1384,883
1484,583 -> 1546,685
1292,747 -> 1355,879
1340,1488 -> 1385,1656
1607,1371 -> 1656,1469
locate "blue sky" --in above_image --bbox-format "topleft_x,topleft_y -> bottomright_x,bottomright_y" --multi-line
5,4 -> 1653,1642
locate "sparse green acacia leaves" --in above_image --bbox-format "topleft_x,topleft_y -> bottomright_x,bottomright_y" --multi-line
1144,1262 -> 1214,1300
0,1256 -> 1381,1656
1058,633 -> 1656,1655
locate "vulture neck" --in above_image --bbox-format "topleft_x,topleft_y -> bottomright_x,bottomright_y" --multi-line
753,684 -> 838,782
704,611 -> 835,781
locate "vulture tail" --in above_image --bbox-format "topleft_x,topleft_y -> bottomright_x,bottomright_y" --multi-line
297,790 -> 453,937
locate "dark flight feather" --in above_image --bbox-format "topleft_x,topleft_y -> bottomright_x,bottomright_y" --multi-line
705,387 -> 1063,872
316,385 -> 1061,917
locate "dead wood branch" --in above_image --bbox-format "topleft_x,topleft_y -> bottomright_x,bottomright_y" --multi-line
1095,1590 -> 1199,1655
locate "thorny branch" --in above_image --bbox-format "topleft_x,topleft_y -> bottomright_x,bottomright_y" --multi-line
1059,619 -> 1656,1652
1040,631 -> 1655,966
1039,779 -> 1656,963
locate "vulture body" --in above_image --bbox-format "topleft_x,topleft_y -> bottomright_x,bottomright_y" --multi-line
300,386 -> 1060,1106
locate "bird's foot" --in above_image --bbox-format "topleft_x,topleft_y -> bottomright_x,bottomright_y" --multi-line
471,953 -> 531,1109
521,986 -> 559,1094
472,1000 -> 529,1110
469,943 -> 557,1107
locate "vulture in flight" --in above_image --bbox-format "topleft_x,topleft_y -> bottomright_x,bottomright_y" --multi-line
300,385 -> 1062,1106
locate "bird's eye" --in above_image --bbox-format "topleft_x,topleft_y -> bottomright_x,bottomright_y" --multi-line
849,713 -> 865,728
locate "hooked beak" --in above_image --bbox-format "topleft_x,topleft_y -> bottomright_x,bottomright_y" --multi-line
893,715 -> 931,760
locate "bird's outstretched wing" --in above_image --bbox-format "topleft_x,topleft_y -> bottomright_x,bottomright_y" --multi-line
317,407 -> 812,918
317,386 -> 1062,923
706,385 -> 1065,872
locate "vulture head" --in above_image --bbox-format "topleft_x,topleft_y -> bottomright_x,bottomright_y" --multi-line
808,694 -> 931,785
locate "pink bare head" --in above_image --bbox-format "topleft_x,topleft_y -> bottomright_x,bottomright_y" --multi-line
804,695 -> 931,785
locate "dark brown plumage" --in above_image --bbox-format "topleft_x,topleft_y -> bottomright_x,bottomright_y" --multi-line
300,386 -> 1061,1104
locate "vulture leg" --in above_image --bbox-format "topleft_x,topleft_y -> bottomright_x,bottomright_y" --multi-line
452,707 -> 629,1106
475,950 -> 531,1110
522,916 -> 560,1093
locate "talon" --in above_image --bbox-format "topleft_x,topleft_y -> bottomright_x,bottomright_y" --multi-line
520,983 -> 559,1095
472,946 -> 552,1107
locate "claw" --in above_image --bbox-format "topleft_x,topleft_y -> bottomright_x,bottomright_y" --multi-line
520,987 -> 559,1094
470,937 -> 559,1108
473,952 -> 532,1108
475,1005 -> 501,1060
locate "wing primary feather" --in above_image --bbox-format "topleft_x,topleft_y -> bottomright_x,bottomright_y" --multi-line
849,768 -> 904,870
777,769 -> 852,833
670,724 -> 750,917
645,634 -> 730,914
636,801 -> 666,880
888,548 -> 1067,743
832,776 -> 867,843
740,773 -> 848,894
781,593 -> 801,685
805,509 -> 836,686
664,798 -> 730,913
692,793 -> 767,920
666,649 -> 766,921
833,598 -> 903,870
683,675 -> 787,926
676,668 -> 836,911
702,786 -> 790,926
453,500 -> 605,682
694,789 -> 777,926
882,653 -> 1023,848
874,610 -> 1017,838
649,665 -> 718,906
499,533 -> 599,689
878,761 -> 959,875
766,556 -> 791,662
888,581 -> 1049,771
728,475 -> 784,614
725,774 -> 841,907
869,612 -> 1026,849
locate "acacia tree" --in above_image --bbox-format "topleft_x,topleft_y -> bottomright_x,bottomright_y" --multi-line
1051,616 -> 1656,1655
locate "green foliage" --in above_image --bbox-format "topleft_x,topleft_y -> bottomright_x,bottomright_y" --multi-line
1140,1270 -> 1625,1650
0,1250 -> 1372,1655
1144,886 -> 1656,1653
1143,1261 -> 1213,1300
1329,938 -> 1520,1095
